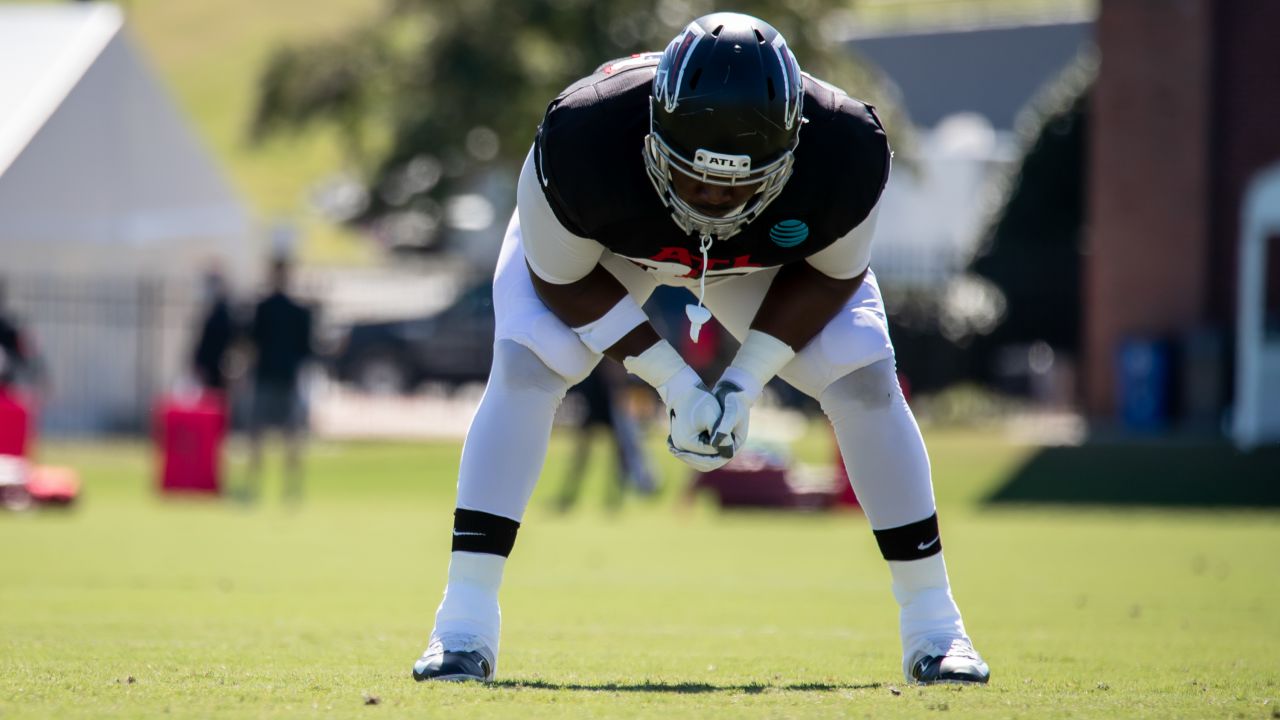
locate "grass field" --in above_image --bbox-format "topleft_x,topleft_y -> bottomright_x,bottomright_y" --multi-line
1,427 -> 1277,718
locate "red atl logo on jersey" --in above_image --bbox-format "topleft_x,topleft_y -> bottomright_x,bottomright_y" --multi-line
648,247 -> 763,278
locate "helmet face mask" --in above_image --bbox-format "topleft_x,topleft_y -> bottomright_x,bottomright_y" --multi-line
644,128 -> 793,238
644,13 -> 804,241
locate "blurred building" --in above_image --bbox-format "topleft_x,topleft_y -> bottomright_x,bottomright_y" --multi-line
843,14 -> 1093,396
1085,0 -> 1280,441
852,18 -> 1091,290
850,2 -> 1280,443
853,17 -> 1092,131
0,4 -> 253,433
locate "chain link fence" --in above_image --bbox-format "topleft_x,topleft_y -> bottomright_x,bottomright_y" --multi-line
1,266 -> 470,437
3,275 -> 199,435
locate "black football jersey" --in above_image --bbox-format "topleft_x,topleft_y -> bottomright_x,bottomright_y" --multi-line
533,55 -> 890,280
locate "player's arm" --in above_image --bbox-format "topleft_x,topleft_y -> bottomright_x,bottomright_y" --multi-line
528,266 -> 660,364
710,206 -> 880,450
518,149 -> 726,469
751,263 -> 868,348
516,148 -> 663,363
759,204 -> 880,344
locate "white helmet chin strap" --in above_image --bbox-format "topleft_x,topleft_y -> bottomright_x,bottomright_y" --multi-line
686,233 -> 714,342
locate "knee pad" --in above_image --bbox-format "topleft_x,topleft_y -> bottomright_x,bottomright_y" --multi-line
491,339 -> 576,396
822,357 -> 902,412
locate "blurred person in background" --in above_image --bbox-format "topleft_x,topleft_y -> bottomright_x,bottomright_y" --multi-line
244,257 -> 314,503
414,12 -> 988,686
553,362 -> 656,512
0,279 -> 45,395
191,267 -> 236,397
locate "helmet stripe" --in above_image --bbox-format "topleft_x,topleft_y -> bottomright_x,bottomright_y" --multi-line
656,23 -> 706,113
770,35 -> 801,131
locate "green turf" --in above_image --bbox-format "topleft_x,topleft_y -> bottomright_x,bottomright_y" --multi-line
1,427 -> 1277,718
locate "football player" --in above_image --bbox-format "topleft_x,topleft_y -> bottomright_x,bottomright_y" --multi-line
413,12 -> 989,686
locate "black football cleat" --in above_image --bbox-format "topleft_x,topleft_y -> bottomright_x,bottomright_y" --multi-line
412,636 -> 495,683
907,638 -> 990,685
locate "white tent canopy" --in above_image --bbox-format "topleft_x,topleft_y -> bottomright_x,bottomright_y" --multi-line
0,3 -> 255,434
0,2 -> 252,277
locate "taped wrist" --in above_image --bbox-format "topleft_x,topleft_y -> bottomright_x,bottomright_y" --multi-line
571,295 -> 648,354
622,339 -> 695,403
723,330 -> 796,401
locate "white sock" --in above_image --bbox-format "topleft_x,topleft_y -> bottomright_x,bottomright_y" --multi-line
431,551 -> 506,655
889,553 -> 968,659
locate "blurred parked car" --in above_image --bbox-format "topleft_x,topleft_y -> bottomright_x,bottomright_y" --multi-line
332,283 -> 494,394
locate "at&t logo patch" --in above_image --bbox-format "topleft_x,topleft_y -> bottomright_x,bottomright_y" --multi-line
769,220 -> 809,247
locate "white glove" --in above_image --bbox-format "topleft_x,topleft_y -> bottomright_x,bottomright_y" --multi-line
709,330 -> 796,458
624,340 -> 729,472
661,366 -> 722,450
709,375 -> 753,457
667,438 -> 732,472
661,367 -> 732,472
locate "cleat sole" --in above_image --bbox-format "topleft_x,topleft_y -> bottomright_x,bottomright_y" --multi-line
415,672 -> 489,683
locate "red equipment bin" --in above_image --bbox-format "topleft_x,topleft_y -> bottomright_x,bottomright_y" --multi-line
691,448 -> 839,510
155,392 -> 226,494
27,465 -> 81,505
0,386 -> 32,458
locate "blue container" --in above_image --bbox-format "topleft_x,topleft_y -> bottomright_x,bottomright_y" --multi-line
1117,339 -> 1171,431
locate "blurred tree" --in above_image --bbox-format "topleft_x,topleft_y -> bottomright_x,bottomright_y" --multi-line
878,52 -> 1093,394
970,52 -> 1095,357
249,0 -> 892,252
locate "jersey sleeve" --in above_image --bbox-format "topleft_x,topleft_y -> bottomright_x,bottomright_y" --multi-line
804,204 -> 880,279
516,147 -> 605,285
804,95 -> 891,279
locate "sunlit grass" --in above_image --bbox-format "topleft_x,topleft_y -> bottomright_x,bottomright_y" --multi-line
1,426 -> 1275,718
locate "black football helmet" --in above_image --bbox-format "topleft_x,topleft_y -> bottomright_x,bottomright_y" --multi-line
645,12 -> 804,240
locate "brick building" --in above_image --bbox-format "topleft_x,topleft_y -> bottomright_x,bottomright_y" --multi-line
1085,0 -> 1280,426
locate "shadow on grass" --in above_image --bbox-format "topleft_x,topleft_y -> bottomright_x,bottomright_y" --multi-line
494,679 -> 881,694
986,441 -> 1280,508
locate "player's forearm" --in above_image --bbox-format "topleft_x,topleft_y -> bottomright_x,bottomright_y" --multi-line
601,324 -> 662,364
713,263 -> 867,401
529,262 -> 625,326
528,261 -> 661,363
751,263 -> 867,351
